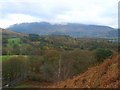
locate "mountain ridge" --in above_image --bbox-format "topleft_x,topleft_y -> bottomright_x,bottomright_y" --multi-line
7,22 -> 118,38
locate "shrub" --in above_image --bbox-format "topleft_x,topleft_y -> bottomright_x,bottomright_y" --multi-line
95,48 -> 113,63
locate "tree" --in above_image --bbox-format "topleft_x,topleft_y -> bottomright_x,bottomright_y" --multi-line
40,49 -> 60,82
2,56 -> 28,86
95,48 -> 113,62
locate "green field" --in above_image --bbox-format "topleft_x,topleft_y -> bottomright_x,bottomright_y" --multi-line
0,55 -> 16,61
0,55 -> 28,62
7,38 -> 21,47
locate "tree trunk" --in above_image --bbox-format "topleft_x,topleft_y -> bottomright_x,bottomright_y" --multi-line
58,55 -> 61,81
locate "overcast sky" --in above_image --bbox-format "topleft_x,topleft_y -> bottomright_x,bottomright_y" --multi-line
0,0 -> 119,28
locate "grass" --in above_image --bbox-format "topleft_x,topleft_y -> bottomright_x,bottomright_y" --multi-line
0,55 -> 14,61
0,55 -> 28,62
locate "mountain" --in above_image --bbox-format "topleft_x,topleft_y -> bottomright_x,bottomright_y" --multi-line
50,55 -> 119,88
7,22 -> 118,38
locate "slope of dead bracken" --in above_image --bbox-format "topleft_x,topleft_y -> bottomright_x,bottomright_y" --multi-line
50,55 -> 120,88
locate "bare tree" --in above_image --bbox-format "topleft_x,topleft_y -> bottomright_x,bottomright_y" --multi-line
58,54 -> 61,81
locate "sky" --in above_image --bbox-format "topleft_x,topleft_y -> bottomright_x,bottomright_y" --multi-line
0,0 -> 119,28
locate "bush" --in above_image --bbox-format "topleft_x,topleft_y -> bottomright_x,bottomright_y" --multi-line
95,48 -> 113,62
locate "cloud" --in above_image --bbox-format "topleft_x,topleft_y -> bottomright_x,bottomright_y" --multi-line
0,13 -> 43,28
0,0 -> 119,28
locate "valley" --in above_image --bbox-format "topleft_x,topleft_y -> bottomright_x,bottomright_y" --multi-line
1,28 -> 119,88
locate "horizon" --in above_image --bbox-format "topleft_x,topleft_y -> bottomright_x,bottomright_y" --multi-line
0,0 -> 119,28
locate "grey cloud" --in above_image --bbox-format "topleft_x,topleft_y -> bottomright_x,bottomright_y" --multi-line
0,1 -> 70,20
0,0 -> 118,28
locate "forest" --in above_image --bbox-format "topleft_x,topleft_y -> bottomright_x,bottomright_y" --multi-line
2,32 -> 118,88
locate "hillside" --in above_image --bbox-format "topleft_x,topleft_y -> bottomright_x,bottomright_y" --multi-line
7,22 -> 118,38
0,28 -> 28,38
50,55 -> 119,88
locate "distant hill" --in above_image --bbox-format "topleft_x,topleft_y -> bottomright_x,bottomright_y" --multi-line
0,28 -> 28,38
7,22 -> 118,38
50,55 -> 119,88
